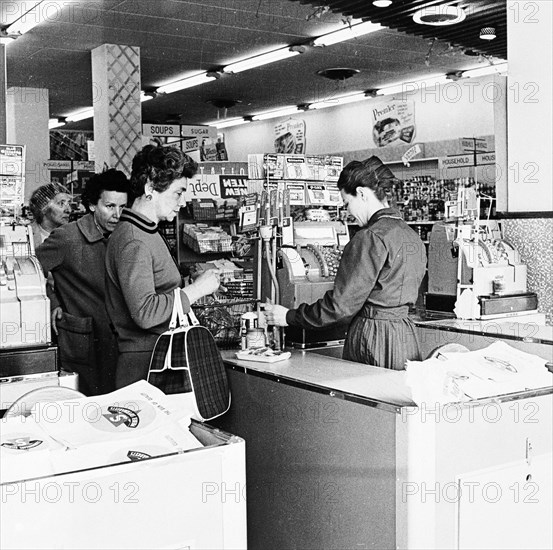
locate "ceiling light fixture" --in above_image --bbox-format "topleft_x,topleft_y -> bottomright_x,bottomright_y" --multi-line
157,72 -> 216,95
1,0 -> 47,37
223,46 -> 304,74
251,106 -> 301,121
413,6 -> 466,26
372,0 -> 392,7
140,91 -> 154,102
313,20 -> 381,47
210,117 -> 251,129
462,62 -> 508,78
65,107 -> 94,122
480,27 -> 497,40
309,92 -> 367,110
376,74 -> 449,96
48,118 -> 65,129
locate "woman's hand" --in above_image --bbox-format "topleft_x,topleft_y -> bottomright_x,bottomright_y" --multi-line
263,302 -> 289,327
184,269 -> 221,303
51,307 -> 63,336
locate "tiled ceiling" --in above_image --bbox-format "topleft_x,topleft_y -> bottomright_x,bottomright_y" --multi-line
2,0 -> 506,131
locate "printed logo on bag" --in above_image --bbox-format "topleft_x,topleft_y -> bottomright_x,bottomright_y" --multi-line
103,406 -> 141,428
93,400 -> 156,433
1,436 -> 43,451
127,450 -> 152,461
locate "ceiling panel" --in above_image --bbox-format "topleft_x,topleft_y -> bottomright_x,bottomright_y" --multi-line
2,0 -> 507,130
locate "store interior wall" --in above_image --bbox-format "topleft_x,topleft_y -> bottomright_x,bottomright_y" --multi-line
223,74 -> 499,161
6,87 -> 50,201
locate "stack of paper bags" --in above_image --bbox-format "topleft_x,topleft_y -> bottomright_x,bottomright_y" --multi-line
406,341 -> 553,406
0,381 -> 202,484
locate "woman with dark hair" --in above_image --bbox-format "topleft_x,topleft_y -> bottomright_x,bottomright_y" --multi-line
265,156 -> 427,370
105,145 -> 220,388
36,169 -> 130,395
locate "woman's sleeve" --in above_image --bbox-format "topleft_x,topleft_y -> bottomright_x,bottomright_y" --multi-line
35,227 -> 66,274
114,239 -> 183,330
286,230 -> 388,329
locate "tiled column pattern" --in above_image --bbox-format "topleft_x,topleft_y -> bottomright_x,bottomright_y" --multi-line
91,44 -> 142,176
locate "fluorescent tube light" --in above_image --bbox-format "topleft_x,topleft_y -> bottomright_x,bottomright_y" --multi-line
48,118 -> 65,129
157,72 -> 216,95
140,91 -> 154,102
309,92 -> 367,110
223,47 -> 301,74
65,107 -> 94,122
463,62 -> 508,78
252,106 -> 301,121
313,21 -> 381,47
210,118 -> 251,129
377,75 -> 449,96
4,0 -> 47,35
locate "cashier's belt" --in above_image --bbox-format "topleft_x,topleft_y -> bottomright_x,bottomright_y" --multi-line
0,256 -> 50,348
358,304 -> 409,319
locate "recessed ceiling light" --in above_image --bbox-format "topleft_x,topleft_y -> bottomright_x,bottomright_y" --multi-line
413,6 -> 466,26
373,0 -> 392,7
480,27 -> 496,40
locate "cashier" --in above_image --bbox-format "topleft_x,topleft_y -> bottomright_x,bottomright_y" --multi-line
264,156 -> 427,370
29,182 -> 72,249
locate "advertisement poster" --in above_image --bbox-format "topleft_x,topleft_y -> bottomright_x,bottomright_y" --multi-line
371,100 -> 415,148
274,119 -> 305,155
0,144 -> 25,214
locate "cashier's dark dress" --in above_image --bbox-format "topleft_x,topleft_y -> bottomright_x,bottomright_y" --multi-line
286,208 -> 427,370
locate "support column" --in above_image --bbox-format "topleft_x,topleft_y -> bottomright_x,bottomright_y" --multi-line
91,44 -> 142,176
0,43 -> 7,144
6,87 -> 50,200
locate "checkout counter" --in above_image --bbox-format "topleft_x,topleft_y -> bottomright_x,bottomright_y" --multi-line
213,348 -> 552,550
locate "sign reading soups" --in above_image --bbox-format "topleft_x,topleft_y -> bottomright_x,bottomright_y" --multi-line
371,100 -> 415,148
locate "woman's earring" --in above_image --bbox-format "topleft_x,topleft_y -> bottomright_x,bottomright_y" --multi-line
146,194 -> 153,201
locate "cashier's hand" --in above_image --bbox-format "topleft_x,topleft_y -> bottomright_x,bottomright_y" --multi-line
184,269 -> 221,304
51,307 -> 63,336
263,302 -> 289,327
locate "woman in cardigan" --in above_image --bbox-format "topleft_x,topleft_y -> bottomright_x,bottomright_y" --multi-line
105,145 -> 220,388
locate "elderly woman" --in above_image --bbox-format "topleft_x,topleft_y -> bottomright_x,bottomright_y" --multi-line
265,156 -> 427,370
29,182 -> 72,249
105,145 -> 220,388
36,169 -> 130,395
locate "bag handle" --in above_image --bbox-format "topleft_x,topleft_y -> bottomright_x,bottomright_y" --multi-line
171,288 -> 201,328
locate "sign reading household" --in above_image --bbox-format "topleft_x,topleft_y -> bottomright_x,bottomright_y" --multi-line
371,100 -> 415,148
274,119 -> 305,155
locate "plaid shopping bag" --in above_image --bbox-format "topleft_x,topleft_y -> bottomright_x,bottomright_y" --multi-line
148,289 -> 230,421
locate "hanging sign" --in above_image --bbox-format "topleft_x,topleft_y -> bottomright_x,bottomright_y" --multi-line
142,124 -> 180,137
274,119 -> 305,155
44,160 -> 72,170
182,138 -> 200,153
461,137 -> 489,152
219,175 -> 248,198
180,125 -> 217,140
371,100 -> 415,148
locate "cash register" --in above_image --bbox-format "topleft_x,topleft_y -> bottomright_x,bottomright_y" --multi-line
0,224 -> 77,409
277,221 -> 350,347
